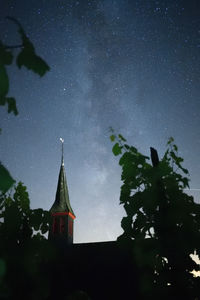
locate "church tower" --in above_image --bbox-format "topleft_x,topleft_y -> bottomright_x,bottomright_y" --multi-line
48,139 -> 75,245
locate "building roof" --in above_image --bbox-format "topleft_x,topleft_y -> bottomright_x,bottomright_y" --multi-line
50,162 -> 75,216
50,240 -> 139,299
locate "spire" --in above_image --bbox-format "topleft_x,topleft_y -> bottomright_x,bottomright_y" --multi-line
50,139 -> 75,216
60,137 -> 64,166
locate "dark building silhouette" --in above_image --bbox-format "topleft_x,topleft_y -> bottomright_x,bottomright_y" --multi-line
48,141 -> 139,299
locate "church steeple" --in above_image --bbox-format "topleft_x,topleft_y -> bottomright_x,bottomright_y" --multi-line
48,139 -> 75,245
61,137 -> 64,166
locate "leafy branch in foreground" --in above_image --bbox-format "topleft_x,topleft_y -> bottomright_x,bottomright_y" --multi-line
0,182 -> 54,299
0,17 -> 50,193
0,18 -> 52,299
0,17 -> 50,116
110,131 -> 200,299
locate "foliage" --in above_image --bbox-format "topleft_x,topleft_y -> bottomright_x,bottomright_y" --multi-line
110,131 -> 200,299
0,17 -> 50,193
0,17 -> 50,116
0,164 -> 15,194
0,182 -> 54,299
0,18 -> 54,299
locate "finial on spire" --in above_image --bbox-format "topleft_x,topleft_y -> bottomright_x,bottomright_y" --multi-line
60,138 -> 64,166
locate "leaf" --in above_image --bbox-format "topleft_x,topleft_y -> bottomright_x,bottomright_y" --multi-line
0,163 -> 15,193
167,136 -> 174,145
182,167 -> 189,175
130,146 -> 138,154
121,216 -> 132,234
14,182 -> 30,212
120,184 -> 131,203
119,152 -> 131,166
0,64 -> 9,98
0,66 -> 18,116
0,43 -> 13,65
42,210 -> 50,224
17,48 -> 50,76
29,208 -> 49,231
40,223 -> 49,234
112,143 -> 122,156
6,97 -> 18,115
118,134 -> 126,142
7,17 -> 50,76
0,97 -> 6,106
0,96 -> 18,115
181,177 -> 190,189
4,196 -> 13,207
173,144 -> 178,152
110,134 -> 116,142
4,201 -> 21,233
16,30 -> 50,76
124,144 -> 130,150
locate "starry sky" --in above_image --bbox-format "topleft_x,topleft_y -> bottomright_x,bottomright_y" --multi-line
0,0 -> 200,243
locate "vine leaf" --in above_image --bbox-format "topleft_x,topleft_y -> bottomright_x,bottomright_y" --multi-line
110,131 -> 199,296
7,17 -> 50,76
118,134 -> 126,142
13,182 -> 30,212
110,134 -> 115,142
6,97 -> 18,115
112,143 -> 122,156
0,65 -> 9,99
16,34 -> 50,76
17,45 -> 50,76
0,163 -> 15,193
0,44 -> 13,65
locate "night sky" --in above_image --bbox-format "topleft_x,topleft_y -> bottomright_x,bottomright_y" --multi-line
0,0 -> 200,243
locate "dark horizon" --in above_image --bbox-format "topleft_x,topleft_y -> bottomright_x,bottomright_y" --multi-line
0,0 -> 200,243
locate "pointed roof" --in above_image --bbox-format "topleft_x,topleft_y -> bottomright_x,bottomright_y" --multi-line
50,139 -> 75,216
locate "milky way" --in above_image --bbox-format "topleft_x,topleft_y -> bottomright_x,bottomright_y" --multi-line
0,0 -> 200,242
